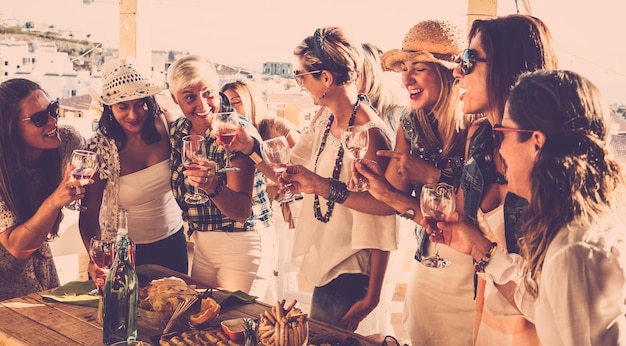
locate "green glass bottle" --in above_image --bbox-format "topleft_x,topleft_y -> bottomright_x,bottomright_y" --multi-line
102,209 -> 138,345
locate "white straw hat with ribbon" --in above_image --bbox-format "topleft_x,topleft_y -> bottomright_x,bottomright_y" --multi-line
92,57 -> 164,105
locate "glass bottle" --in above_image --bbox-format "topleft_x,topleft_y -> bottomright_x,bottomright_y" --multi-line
102,209 -> 138,345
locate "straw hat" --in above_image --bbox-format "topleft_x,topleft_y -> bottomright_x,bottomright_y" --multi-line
94,57 -> 164,105
381,20 -> 464,71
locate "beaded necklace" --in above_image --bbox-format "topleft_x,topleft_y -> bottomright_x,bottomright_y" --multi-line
312,95 -> 364,223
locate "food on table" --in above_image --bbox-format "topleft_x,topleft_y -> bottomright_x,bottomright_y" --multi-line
189,297 -> 221,326
137,277 -> 199,330
257,299 -> 308,346
159,327 -> 239,346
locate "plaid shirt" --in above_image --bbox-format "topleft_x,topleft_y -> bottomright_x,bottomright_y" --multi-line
169,93 -> 272,233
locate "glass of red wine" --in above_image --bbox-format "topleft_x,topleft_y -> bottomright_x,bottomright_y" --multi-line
65,149 -> 97,211
212,111 -> 240,172
88,237 -> 115,295
182,135 -> 210,204
420,182 -> 456,268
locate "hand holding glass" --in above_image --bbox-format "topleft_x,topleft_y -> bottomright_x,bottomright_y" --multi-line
261,136 -> 296,204
213,111 -> 240,172
341,125 -> 369,191
420,183 -> 456,268
88,237 -> 115,294
182,135 -> 210,204
65,150 -> 97,211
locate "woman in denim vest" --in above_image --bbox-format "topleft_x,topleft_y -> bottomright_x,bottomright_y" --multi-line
452,15 -> 557,344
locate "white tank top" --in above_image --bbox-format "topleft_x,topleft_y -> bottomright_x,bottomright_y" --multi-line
118,160 -> 183,244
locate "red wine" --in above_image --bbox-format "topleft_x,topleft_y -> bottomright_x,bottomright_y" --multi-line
217,130 -> 236,145
92,251 -> 114,268
72,168 -> 94,180
424,216 -> 443,231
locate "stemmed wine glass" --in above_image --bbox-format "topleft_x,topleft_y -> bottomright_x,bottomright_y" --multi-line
212,111 -> 240,172
261,136 -> 296,204
341,125 -> 369,192
65,150 -> 97,211
420,182 -> 456,268
88,237 -> 115,294
182,135 -> 210,204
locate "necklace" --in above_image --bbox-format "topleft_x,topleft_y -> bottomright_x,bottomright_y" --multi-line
312,95 -> 364,223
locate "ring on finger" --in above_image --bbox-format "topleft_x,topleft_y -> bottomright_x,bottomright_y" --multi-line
74,185 -> 81,195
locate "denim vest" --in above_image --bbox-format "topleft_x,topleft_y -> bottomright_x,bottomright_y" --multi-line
460,119 -> 527,254
399,112 -> 465,261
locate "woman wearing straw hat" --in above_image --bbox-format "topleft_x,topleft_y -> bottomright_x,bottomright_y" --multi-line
80,57 -> 188,277
349,20 -> 472,344
0,78 -> 86,300
167,55 -> 270,294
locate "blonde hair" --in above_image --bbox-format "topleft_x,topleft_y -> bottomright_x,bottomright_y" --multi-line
293,26 -> 363,86
359,42 -> 407,130
257,117 -> 299,141
220,80 -> 264,125
167,55 -> 219,95
413,63 -> 466,159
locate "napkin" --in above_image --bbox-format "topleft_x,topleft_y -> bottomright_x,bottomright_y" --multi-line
41,280 -> 99,307
214,290 -> 257,311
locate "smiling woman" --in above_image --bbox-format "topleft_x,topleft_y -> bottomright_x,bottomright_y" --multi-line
0,78 -> 85,300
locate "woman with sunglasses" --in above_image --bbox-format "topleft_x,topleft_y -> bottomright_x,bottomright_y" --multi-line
450,14 -> 557,344
432,69 -> 626,345
0,78 -> 86,300
79,58 -> 189,280
274,26 -> 398,331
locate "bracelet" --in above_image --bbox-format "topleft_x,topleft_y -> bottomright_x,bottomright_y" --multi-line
474,242 -> 498,273
327,178 -> 349,204
207,177 -> 225,199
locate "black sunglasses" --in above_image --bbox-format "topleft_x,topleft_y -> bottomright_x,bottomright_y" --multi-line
21,100 -> 60,127
457,48 -> 487,75
382,335 -> 408,346
492,123 -> 535,147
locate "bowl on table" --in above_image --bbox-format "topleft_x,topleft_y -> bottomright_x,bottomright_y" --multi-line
220,318 -> 245,342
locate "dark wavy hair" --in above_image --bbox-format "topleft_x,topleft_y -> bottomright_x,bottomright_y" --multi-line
97,96 -> 162,150
0,78 -> 62,237
507,70 -> 625,297
470,14 -> 558,120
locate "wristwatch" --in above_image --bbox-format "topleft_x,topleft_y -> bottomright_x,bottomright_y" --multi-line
245,138 -> 264,165
398,208 -> 416,220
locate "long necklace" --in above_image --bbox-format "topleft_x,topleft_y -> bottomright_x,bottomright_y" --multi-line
312,95 -> 363,223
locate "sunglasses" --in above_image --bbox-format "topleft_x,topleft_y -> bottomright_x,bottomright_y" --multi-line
457,49 -> 487,75
493,123 -> 535,147
21,100 -> 59,127
382,335 -> 408,346
293,70 -> 321,85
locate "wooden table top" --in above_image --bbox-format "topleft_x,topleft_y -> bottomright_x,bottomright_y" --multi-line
0,264 -> 378,346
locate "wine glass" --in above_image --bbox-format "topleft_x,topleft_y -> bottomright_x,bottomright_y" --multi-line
182,135 -> 210,204
341,125 -> 369,192
212,111 -> 240,172
88,237 -> 115,294
261,136 -> 296,204
65,150 -> 97,211
420,182 -> 456,268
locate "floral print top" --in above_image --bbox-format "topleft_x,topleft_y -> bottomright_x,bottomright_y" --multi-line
0,125 -> 84,300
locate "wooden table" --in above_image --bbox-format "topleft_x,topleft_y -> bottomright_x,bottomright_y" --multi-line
0,264 -> 378,346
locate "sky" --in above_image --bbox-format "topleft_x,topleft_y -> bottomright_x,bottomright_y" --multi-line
1,0 -> 626,101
